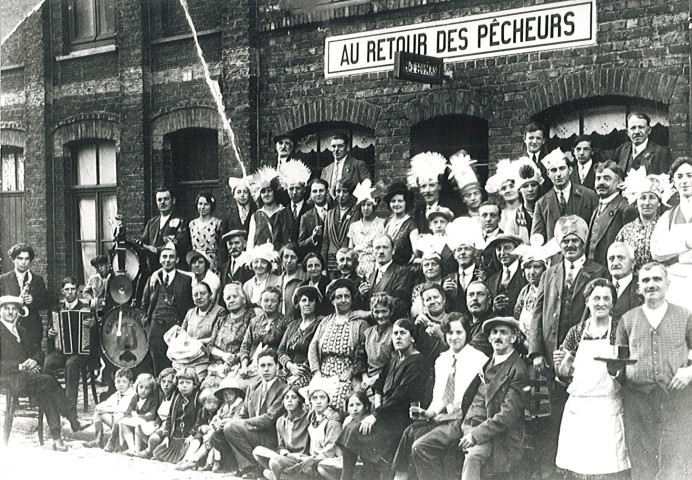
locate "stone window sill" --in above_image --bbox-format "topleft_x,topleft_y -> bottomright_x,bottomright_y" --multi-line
56,44 -> 117,62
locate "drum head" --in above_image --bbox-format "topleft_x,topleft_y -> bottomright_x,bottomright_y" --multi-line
100,306 -> 149,369
112,245 -> 141,280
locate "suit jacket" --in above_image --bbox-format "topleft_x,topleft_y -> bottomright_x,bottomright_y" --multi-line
531,183 -> 599,244
442,266 -> 483,313
241,378 -> 287,445
320,156 -> 371,192
140,209 -> 191,268
367,263 -> 414,315
222,201 -> 257,235
461,350 -> 528,474
140,269 -> 194,325
218,257 -> 254,303
0,271 -> 50,348
570,162 -> 597,190
0,321 -> 44,385
614,140 -> 673,175
611,277 -> 643,320
487,265 -> 528,318
528,259 -> 608,367
298,207 -> 326,257
283,201 -> 313,245
320,205 -> 361,271
587,194 -> 629,266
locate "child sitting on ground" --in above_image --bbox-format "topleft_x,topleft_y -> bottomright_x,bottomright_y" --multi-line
152,368 -> 200,465
132,368 -> 178,459
120,373 -> 160,455
84,367 -> 136,451
174,387 -> 221,471
317,390 -> 371,480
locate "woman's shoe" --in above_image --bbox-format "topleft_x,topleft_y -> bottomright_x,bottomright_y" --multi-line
175,461 -> 197,471
134,450 -> 151,459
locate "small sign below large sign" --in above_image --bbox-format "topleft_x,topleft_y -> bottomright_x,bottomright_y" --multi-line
394,51 -> 444,85
324,0 -> 596,78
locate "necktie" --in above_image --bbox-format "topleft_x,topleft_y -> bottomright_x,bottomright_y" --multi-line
598,201 -> 606,215
258,383 -> 267,416
442,356 -> 457,411
532,153 -> 538,164
22,274 -> 29,288
614,279 -> 620,292
460,271 -> 467,290
331,161 -> 341,194
501,268 -> 512,289
565,263 -> 575,289
164,273 -> 170,287
558,190 -> 567,215
631,150 -> 641,171
293,204 -> 298,219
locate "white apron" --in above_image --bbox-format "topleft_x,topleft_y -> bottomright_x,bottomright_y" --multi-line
665,221 -> 692,313
555,320 -> 631,475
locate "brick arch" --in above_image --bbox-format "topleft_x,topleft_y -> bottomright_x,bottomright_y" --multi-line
274,99 -> 381,133
150,105 -> 219,149
526,67 -> 681,114
0,122 -> 25,148
404,89 -> 494,125
52,113 -> 120,156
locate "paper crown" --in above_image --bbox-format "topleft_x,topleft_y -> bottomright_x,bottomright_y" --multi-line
621,166 -> 673,206
513,156 -> 544,189
353,178 -> 387,204
485,159 -> 516,195
408,151 -> 448,187
249,166 -> 279,199
278,159 -> 311,188
514,241 -> 560,266
248,242 -> 279,264
228,175 -> 252,193
448,150 -> 480,194
540,148 -> 568,170
554,215 -> 589,244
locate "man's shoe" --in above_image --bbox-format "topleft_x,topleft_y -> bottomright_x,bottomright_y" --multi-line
52,439 -> 68,452
83,438 -> 103,448
175,461 -> 197,471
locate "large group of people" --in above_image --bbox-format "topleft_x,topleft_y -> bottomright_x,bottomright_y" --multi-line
1,114 -> 692,480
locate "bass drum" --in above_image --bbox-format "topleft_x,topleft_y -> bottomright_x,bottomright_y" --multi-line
110,240 -> 147,281
100,305 -> 149,369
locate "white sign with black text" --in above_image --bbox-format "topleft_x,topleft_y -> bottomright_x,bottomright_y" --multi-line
324,0 -> 596,78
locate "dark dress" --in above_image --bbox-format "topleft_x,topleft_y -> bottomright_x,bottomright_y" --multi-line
277,317 -> 322,388
152,389 -> 200,463
338,352 -> 426,464
384,216 -> 418,266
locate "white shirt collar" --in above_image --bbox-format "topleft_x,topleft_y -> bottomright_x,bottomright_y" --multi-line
554,182 -> 572,203
159,213 -> 171,228
504,259 -> 520,279
0,319 -> 20,342
493,350 -> 514,366
262,377 -> 277,391
633,138 -> 649,156
159,269 -> 176,283
599,192 -> 620,206
426,201 -> 440,212
64,299 -> 80,310
15,269 -> 31,285
483,228 -> 500,242
613,273 -> 633,295
291,200 -> 304,213
459,263 -> 475,277
378,260 -> 393,273
642,301 -> 668,329
563,255 -> 586,274
578,160 -> 592,180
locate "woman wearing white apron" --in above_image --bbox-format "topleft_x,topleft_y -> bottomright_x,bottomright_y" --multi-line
553,278 -> 631,479
651,158 -> 692,312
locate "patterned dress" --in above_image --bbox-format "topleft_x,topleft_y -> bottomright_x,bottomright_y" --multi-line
348,217 -> 386,278
615,217 -> 657,272
202,310 -> 253,388
189,217 -> 223,272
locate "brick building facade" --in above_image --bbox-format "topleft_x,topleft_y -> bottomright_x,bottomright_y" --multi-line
1,0 -> 690,291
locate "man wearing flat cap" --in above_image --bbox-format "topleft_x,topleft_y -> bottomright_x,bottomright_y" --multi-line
412,316 -> 527,480
528,215 -> 607,476
484,234 -> 527,318
219,230 -> 254,303
0,243 -> 50,348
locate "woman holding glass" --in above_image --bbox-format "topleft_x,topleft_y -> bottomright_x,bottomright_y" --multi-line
553,278 -> 630,480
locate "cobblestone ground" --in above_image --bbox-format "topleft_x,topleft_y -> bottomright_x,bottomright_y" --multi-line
0,384 -> 246,480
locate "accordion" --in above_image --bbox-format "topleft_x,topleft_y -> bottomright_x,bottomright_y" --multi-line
51,310 -> 91,355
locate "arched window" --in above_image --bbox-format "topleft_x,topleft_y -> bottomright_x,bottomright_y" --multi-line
291,122 -> 375,179
410,114 -> 489,183
534,96 -> 669,160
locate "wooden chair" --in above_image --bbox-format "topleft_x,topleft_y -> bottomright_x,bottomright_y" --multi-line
2,389 -> 44,446
53,363 -> 99,412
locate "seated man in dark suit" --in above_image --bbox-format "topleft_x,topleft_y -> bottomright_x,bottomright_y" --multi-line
320,133 -> 371,199
614,112 -> 672,175
0,295 -> 84,451
139,187 -> 191,270
0,243 -> 51,349
210,348 -> 286,477
358,234 -> 413,319
607,242 -> 642,319
484,234 -> 527,318
140,243 -> 193,375
298,178 -> 330,257
412,316 -> 528,480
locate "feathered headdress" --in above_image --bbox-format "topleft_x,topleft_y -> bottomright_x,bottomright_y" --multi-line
248,242 -> 279,264
408,152 -> 448,187
621,166 -> 673,206
540,148 -> 568,170
249,166 -> 279,199
445,217 -> 484,250
353,179 -> 386,204
448,150 -> 480,195
278,159 -> 311,189
415,233 -> 446,259
513,156 -> 544,189
485,159 -> 516,195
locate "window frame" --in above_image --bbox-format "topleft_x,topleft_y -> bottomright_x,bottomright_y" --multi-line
67,0 -> 115,48
1,146 -> 25,192
70,140 -> 117,281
